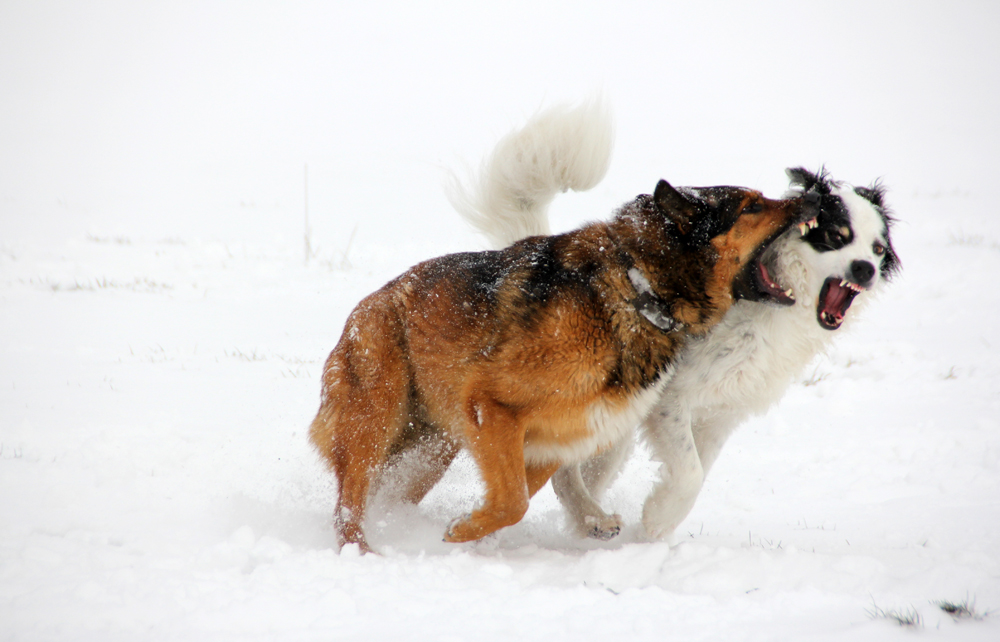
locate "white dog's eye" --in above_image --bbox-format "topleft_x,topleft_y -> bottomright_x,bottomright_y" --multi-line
873,243 -> 885,256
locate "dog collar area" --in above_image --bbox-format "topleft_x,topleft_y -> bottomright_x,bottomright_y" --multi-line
627,268 -> 682,333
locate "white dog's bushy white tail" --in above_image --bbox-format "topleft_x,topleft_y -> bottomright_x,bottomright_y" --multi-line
447,98 -> 614,249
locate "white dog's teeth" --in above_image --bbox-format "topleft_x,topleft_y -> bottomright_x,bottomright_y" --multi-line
843,282 -> 864,293
798,223 -> 808,235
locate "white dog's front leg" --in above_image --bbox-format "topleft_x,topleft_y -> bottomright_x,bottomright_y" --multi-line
551,436 -> 632,540
551,463 -> 623,540
641,403 -> 704,541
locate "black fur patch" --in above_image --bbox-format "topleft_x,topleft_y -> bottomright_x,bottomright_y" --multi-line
786,167 -> 853,253
508,235 -> 602,329
418,251 -> 511,314
805,195 -> 854,253
673,186 -> 747,247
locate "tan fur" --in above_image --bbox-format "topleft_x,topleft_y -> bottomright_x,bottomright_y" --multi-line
310,183 -> 805,552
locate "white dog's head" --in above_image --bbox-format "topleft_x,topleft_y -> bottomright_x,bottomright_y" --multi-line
764,167 -> 900,330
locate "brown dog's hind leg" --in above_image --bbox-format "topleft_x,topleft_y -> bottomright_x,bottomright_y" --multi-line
397,433 -> 461,505
310,295 -> 412,554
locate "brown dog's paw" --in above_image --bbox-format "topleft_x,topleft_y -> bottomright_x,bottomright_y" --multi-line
585,514 -> 623,541
443,514 -> 480,543
339,541 -> 375,556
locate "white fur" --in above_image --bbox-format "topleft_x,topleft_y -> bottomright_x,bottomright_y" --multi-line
447,98 -> 613,248
449,102 -> 894,541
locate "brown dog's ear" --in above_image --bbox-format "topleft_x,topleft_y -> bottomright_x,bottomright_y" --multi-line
653,179 -> 694,235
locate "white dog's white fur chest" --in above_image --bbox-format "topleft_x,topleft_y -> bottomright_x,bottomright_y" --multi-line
671,303 -> 828,428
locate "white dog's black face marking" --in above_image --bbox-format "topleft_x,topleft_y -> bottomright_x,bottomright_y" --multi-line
781,167 -> 900,330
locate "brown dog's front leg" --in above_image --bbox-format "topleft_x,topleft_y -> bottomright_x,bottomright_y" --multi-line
444,398 -> 531,543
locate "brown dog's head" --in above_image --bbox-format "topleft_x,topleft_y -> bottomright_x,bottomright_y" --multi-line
651,179 -> 813,313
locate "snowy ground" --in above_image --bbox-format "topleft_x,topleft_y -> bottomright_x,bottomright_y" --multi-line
3,2 -> 1000,640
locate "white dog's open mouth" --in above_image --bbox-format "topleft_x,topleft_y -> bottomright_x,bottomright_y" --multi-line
817,276 -> 866,330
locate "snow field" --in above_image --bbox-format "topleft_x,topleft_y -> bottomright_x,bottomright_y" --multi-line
2,189 -> 999,640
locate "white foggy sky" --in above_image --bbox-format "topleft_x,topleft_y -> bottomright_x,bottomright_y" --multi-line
1,1 -> 996,243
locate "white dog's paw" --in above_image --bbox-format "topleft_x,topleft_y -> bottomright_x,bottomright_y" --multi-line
642,482 -> 700,543
584,513 -> 623,541
641,516 -> 677,542
641,501 -> 682,542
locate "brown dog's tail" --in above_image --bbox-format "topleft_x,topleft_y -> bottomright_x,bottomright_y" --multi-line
446,97 -> 614,249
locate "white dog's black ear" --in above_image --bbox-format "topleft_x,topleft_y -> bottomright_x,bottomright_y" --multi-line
786,167 -> 816,187
854,181 -> 887,209
802,184 -> 822,212
786,166 -> 832,194
653,179 -> 695,235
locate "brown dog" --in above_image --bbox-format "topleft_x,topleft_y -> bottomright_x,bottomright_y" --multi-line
310,179 -> 812,552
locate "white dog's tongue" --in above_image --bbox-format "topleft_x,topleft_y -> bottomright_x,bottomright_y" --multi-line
818,278 -> 859,329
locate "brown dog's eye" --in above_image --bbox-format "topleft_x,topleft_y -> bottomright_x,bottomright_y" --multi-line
743,202 -> 762,214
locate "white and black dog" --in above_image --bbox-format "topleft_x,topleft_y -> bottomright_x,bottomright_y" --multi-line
449,100 -> 899,541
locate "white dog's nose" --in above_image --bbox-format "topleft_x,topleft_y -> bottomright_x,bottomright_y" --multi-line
850,259 -> 876,286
